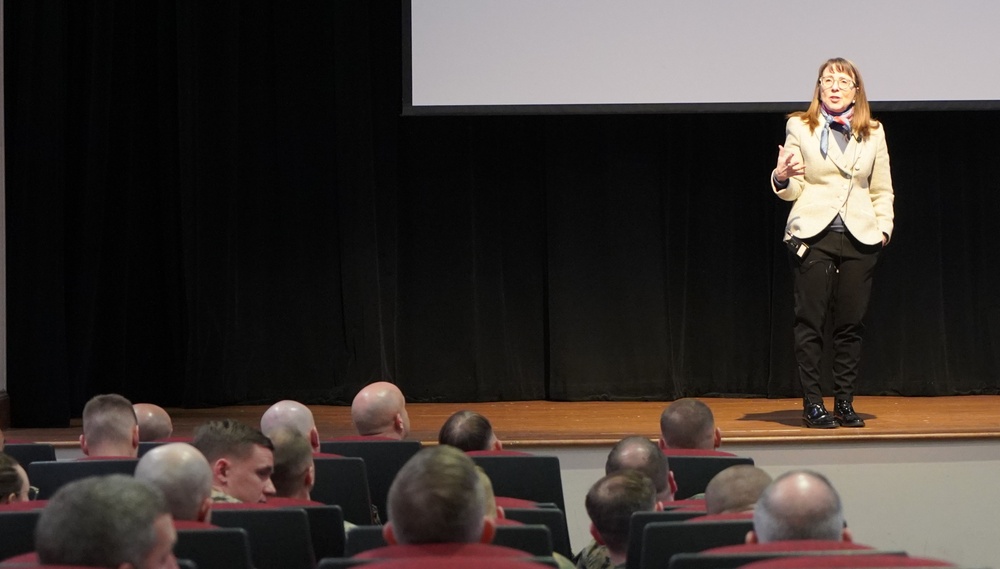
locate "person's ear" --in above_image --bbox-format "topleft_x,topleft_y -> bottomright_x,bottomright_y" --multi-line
658,437 -> 668,451
668,471 -> 678,496
213,458 -> 230,482
304,465 -> 316,490
589,523 -> 605,545
746,530 -> 758,544
310,428 -> 321,453
654,501 -> 664,512
496,505 -> 506,520
382,522 -> 399,545
3,492 -> 16,504
394,414 -> 404,434
479,516 -> 496,543
842,526 -> 853,543
491,437 -> 503,452
198,497 -> 213,523
713,427 -> 722,449
80,434 -> 89,455
132,425 -> 140,450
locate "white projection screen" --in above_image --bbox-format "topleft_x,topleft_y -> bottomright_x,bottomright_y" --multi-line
405,0 -> 1000,114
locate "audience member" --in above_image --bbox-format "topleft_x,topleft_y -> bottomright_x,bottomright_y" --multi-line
134,403 -> 174,442
260,399 -> 323,453
269,427 -> 316,500
748,470 -> 852,544
80,393 -> 140,458
381,445 -> 494,545
658,398 -> 723,452
439,410 -> 503,452
605,436 -> 676,504
192,419 -> 276,504
35,474 -> 178,569
350,381 -> 410,440
0,452 -> 31,503
705,465 -> 772,515
580,470 -> 659,569
134,442 -> 214,524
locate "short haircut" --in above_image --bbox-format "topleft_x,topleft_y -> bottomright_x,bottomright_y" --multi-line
192,419 -> 274,464
0,453 -> 25,498
585,470 -> 657,554
387,445 -> 486,544
605,436 -> 669,495
438,410 -> 495,452
36,474 -> 169,568
753,470 -> 844,542
705,465 -> 772,515
134,443 -> 213,521
659,399 -> 716,449
82,394 -> 138,449
270,427 -> 314,497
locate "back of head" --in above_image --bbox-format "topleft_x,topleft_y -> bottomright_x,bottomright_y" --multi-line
135,443 -> 213,521
438,410 -> 495,452
260,400 -> 317,440
605,436 -> 669,496
133,403 -> 174,442
36,474 -> 170,568
270,427 -> 315,498
192,419 -> 273,464
351,381 -> 409,438
82,393 -> 139,456
387,445 -> 486,544
585,470 -> 657,555
753,470 -> 845,542
0,452 -> 29,503
705,465 -> 772,515
659,399 -> 717,449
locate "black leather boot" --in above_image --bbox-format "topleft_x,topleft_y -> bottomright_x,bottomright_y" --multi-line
803,402 -> 838,428
834,399 -> 865,427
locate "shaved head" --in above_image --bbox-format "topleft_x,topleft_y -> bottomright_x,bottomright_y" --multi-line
705,465 -> 772,515
133,403 -> 174,442
135,442 -> 213,521
351,382 -> 410,439
753,470 -> 846,542
260,400 -> 320,452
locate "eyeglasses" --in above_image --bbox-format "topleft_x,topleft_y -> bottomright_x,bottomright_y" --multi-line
28,486 -> 39,501
819,76 -> 856,91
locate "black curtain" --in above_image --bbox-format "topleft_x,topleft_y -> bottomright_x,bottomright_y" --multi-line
5,1 -> 999,427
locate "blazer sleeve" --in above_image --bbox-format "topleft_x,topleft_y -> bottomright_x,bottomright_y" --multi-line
869,123 -> 895,242
772,118 -> 805,201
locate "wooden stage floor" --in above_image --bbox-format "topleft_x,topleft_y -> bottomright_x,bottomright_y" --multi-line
7,395 -> 1000,447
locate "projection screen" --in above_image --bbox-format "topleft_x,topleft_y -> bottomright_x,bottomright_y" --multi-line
405,0 -> 1000,114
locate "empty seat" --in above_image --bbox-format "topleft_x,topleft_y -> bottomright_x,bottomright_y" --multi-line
3,444 -> 57,467
174,527 -> 254,569
319,440 -> 422,523
470,455 -> 565,512
311,456 -> 374,524
503,506 -> 572,558
664,455 -> 754,500
636,519 -> 754,569
211,507 -> 315,569
0,510 -> 42,560
27,459 -> 138,500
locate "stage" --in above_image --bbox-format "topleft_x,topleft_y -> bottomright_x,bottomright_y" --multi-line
6,395 -> 1000,447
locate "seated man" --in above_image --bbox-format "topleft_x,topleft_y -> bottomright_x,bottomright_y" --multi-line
349,381 -> 410,440
747,469 -> 852,544
192,419 -> 276,504
438,410 -> 504,452
581,470 -> 660,569
133,403 -> 174,442
134,442 -> 214,526
80,393 -> 140,458
704,465 -> 772,515
35,474 -> 178,569
355,445 -> 530,559
260,400 -> 325,453
0,452 -> 31,504
658,398 -> 728,454
269,427 -> 316,501
575,437 -> 674,569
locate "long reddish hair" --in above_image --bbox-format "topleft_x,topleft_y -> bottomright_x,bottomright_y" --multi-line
789,57 -> 879,140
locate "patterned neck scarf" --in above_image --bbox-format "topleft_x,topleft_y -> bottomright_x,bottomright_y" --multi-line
819,103 -> 854,157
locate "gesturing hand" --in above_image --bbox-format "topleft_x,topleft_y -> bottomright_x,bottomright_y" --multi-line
775,145 -> 805,182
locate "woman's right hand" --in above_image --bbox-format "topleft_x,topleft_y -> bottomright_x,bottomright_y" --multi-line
775,145 -> 804,182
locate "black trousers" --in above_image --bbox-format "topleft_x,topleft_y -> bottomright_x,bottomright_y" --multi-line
791,230 -> 881,405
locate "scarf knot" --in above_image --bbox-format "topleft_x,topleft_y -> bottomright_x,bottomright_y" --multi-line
820,103 -> 854,158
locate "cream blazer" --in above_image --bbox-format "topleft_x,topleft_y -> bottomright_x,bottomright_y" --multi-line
772,116 -> 895,245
